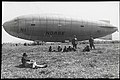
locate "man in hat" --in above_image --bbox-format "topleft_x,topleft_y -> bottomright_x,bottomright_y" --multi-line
71,35 -> 78,49
89,35 -> 95,49
21,53 -> 47,69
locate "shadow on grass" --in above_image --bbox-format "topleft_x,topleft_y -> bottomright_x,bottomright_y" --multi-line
15,64 -> 32,68
15,64 -> 48,69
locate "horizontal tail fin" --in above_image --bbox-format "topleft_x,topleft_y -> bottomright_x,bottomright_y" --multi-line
99,20 -> 110,24
99,34 -> 112,40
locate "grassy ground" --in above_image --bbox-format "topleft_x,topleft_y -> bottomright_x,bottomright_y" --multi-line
1,43 -> 119,78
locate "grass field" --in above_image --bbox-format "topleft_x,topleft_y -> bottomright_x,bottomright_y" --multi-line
1,43 -> 119,78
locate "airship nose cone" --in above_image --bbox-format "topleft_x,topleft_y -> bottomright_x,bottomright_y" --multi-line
3,21 -> 12,33
3,22 -> 6,27
3,22 -> 9,30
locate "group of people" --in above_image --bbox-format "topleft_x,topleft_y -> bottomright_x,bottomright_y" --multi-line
71,35 -> 95,50
48,35 -> 95,52
49,45 -> 76,52
48,35 -> 78,52
20,35 -> 95,69
72,35 -> 95,50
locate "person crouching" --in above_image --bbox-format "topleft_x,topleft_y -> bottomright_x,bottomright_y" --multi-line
82,45 -> 90,52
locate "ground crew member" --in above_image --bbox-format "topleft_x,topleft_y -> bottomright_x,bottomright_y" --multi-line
21,53 -> 31,67
72,35 -> 78,49
67,46 -> 72,52
89,35 -> 95,49
82,45 -> 90,52
48,46 -> 52,52
57,45 -> 62,52
63,46 -> 68,52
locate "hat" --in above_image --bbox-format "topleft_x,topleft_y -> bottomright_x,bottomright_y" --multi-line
23,53 -> 27,56
74,35 -> 76,37
86,45 -> 89,47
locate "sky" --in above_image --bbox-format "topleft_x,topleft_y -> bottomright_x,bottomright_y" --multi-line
2,1 -> 120,43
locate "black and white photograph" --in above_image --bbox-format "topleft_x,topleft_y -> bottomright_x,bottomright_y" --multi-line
2,1 -> 119,78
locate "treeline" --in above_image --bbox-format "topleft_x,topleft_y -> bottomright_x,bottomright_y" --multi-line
2,40 -> 120,46
79,40 -> 120,44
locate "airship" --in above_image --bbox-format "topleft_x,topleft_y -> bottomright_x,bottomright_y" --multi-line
3,14 -> 118,42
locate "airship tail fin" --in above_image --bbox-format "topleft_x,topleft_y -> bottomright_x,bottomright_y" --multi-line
99,20 -> 110,24
98,34 -> 112,40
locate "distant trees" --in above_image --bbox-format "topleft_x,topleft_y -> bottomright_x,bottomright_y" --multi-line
2,40 -> 120,47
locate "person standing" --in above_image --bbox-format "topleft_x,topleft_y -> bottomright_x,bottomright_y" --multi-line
89,35 -> 95,49
72,35 -> 78,49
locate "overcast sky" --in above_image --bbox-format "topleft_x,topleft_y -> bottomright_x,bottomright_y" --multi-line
2,1 -> 120,43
